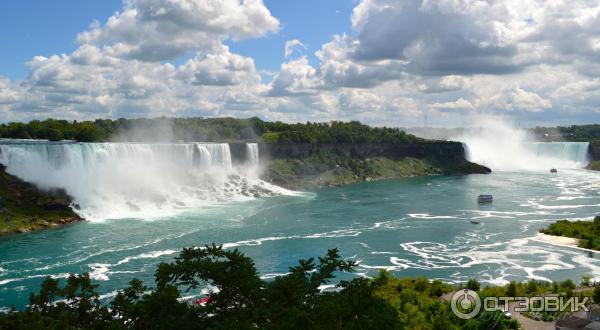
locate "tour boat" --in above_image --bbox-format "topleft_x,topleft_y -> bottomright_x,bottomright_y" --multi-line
477,194 -> 493,203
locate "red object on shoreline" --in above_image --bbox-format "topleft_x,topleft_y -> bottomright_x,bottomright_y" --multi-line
192,296 -> 210,305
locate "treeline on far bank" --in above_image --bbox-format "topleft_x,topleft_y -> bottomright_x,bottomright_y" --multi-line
0,117 -> 424,144
531,124 -> 600,142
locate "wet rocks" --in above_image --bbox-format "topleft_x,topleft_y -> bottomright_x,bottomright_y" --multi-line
0,164 -> 83,237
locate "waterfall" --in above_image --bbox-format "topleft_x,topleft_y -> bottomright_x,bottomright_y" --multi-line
461,141 -> 589,171
454,117 -> 592,171
0,141 -> 284,221
525,142 -> 589,165
246,143 -> 259,166
195,143 -> 232,169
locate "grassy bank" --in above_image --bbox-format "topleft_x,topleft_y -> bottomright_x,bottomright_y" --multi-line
587,160 -> 600,171
0,165 -> 82,236
263,153 -> 488,189
539,216 -> 600,250
263,156 -> 443,189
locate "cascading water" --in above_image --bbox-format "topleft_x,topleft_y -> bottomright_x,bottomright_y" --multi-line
246,143 -> 259,166
462,141 -> 589,171
456,117 -> 590,171
525,142 -> 589,165
0,141 -> 288,221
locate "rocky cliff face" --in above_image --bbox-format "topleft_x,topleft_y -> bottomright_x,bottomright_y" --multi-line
253,141 -> 490,189
257,141 -> 468,160
0,165 -> 82,236
588,142 -> 600,161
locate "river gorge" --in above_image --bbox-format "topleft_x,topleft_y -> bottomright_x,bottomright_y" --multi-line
0,139 -> 599,309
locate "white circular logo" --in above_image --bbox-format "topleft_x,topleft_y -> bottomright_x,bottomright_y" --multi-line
451,289 -> 482,319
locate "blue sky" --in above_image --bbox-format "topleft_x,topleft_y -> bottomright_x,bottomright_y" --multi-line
0,0 -> 355,80
0,1 -> 120,79
0,0 -> 599,126
230,0 -> 355,74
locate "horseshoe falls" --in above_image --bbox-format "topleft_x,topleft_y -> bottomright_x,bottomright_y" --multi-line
463,141 -> 590,171
0,141 -> 288,221
457,119 -> 590,171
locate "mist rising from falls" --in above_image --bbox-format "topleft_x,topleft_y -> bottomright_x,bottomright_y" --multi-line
0,141 -> 287,221
456,117 -> 589,171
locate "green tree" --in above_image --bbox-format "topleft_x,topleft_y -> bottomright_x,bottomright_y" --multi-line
506,281 -> 518,297
593,286 -> 600,303
526,279 -> 540,295
0,245 -> 523,330
466,279 -> 480,292
582,275 -> 592,287
560,279 -> 576,291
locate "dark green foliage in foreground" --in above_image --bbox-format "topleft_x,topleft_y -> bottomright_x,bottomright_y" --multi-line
0,117 -> 423,144
0,245 -> 521,329
540,216 -> 600,250
466,279 -> 481,292
594,286 -> 600,304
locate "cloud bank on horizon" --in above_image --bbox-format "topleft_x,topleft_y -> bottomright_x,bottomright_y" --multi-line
0,0 -> 599,127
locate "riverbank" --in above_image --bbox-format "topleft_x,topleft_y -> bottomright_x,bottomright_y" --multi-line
0,138 -> 490,237
587,160 -> 600,171
0,165 -> 82,237
258,142 -> 490,189
539,217 -> 600,250
534,232 -> 581,249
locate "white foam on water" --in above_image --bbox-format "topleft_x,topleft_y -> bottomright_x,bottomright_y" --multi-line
358,242 -> 370,249
0,273 -> 71,286
303,229 -> 361,238
522,200 -> 600,210
408,213 -> 457,220
354,232 -> 590,284
98,290 -> 119,301
556,196 -> 594,201
318,284 -> 338,292
260,272 -> 290,280
116,250 -> 178,266
29,231 -> 194,273
222,236 -> 289,248
89,263 -> 111,281
86,249 -> 179,281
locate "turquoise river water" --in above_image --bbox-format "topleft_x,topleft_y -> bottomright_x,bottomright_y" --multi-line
1,141 -> 600,309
